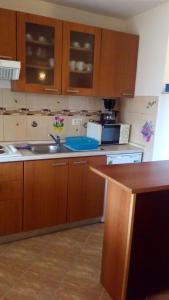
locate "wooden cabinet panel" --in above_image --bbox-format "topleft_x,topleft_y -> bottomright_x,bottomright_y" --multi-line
86,156 -> 106,218
12,12 -> 62,94
62,22 -> 101,96
0,162 -> 23,236
99,29 -> 139,98
0,8 -> 16,60
67,157 -> 88,222
24,159 -> 68,231
117,32 -> 139,98
67,156 -> 106,222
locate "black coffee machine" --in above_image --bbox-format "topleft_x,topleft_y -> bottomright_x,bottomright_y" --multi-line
100,99 -> 118,124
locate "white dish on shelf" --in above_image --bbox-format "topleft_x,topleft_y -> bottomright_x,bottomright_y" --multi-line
38,36 -> 46,42
26,33 -> 33,41
72,41 -> 80,48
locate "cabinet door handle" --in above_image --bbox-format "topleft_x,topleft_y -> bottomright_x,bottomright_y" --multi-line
73,160 -> 87,165
52,162 -> 67,167
0,55 -> 13,59
121,92 -> 133,97
67,89 -> 79,93
44,88 -> 59,92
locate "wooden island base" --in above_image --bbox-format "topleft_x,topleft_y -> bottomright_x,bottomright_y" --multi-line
91,161 -> 169,300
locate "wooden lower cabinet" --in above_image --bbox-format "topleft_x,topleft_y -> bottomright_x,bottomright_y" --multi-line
67,156 -> 106,222
0,162 -> 23,236
24,159 -> 68,231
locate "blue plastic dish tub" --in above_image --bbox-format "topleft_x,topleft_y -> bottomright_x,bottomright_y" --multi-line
64,136 -> 99,151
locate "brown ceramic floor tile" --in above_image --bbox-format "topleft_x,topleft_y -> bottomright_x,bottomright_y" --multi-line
0,282 -> 13,299
4,269 -> 60,300
56,226 -> 92,244
56,279 -> 104,300
0,244 -> 10,254
99,290 -> 112,300
1,223 -> 168,300
2,290 -> 39,300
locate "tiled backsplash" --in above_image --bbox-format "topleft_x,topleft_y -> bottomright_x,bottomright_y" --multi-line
0,88 -> 106,141
120,96 -> 159,161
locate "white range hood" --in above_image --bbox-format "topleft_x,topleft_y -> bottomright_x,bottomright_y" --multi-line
0,59 -> 21,80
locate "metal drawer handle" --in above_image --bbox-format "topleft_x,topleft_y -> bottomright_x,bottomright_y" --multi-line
121,92 -> 133,97
67,89 -> 79,93
73,160 -> 87,165
0,55 -> 13,59
52,162 -> 67,167
44,88 -> 59,92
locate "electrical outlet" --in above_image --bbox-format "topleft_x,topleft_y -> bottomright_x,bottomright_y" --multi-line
72,119 -> 82,126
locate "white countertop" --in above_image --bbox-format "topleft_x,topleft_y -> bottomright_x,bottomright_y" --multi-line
0,142 -> 143,163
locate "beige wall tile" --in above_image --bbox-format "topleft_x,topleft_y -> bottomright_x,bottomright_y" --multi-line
120,96 -> 159,162
4,116 -> 27,141
120,96 -> 158,116
47,115 -> 83,139
26,116 -> 49,141
53,96 -> 69,111
26,94 -> 48,110
26,94 -> 68,111
1,89 -> 104,142
47,116 -> 66,140
2,89 -> 26,108
67,96 -> 102,112
48,115 -> 85,139
0,116 -> 4,141
67,116 -> 82,137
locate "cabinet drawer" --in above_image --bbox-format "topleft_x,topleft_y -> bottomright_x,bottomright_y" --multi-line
88,156 -> 106,166
0,162 -> 23,182
69,157 -> 89,166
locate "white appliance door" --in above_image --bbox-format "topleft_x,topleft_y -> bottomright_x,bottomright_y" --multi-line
86,122 -> 102,144
107,153 -> 142,165
101,152 -> 142,222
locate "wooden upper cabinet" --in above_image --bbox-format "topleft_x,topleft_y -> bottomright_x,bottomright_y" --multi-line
0,8 -> 16,60
0,162 -> 23,236
62,22 -> 101,96
12,12 -> 62,94
24,159 -> 68,231
99,29 -> 139,98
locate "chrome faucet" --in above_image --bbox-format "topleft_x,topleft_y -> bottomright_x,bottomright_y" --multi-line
48,134 -> 61,147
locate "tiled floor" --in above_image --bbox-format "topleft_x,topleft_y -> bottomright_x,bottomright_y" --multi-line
0,223 -> 111,300
0,223 -> 168,300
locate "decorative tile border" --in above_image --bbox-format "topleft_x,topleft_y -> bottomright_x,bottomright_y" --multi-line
0,107 -> 102,117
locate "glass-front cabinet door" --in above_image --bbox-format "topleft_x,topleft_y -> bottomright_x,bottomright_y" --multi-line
62,22 -> 101,96
12,13 -> 62,94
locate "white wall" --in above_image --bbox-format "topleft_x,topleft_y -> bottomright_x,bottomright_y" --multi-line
153,94 -> 169,160
0,0 -> 126,31
126,1 -> 169,96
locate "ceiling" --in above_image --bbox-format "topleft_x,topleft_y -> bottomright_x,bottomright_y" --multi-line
43,0 -> 168,19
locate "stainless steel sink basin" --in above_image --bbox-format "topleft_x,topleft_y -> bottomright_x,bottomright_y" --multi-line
14,142 -> 72,154
29,143 -> 72,154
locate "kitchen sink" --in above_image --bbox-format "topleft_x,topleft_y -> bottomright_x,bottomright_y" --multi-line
28,143 -> 72,154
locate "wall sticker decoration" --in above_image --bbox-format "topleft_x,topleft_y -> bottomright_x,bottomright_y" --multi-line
141,121 -> 154,142
53,116 -> 64,133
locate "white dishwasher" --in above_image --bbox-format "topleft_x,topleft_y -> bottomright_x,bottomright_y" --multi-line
102,152 -> 143,222
107,152 -> 143,165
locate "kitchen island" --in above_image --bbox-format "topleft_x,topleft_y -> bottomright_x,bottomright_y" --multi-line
91,161 -> 169,300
